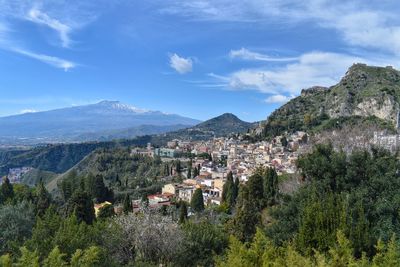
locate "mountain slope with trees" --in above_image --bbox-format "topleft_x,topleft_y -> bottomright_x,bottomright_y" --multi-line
258,64 -> 400,138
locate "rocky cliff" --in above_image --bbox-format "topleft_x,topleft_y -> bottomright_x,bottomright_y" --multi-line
260,64 -> 400,137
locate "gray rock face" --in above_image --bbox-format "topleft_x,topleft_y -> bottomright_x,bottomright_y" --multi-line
258,64 -> 400,137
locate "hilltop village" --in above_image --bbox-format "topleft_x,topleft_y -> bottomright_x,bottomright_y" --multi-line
119,131 -> 309,211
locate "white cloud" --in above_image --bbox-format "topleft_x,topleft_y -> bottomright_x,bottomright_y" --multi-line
12,48 -> 76,71
156,1 -> 400,56
229,48 -> 298,62
27,7 -> 71,48
211,51 -> 397,96
19,109 -> 37,114
264,94 -> 294,104
169,53 -> 193,74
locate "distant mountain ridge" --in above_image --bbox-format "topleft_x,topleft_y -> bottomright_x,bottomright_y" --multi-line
258,64 -> 400,137
0,100 -> 201,144
0,113 -> 255,177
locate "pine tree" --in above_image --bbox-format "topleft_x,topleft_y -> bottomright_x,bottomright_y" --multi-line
36,180 -> 52,217
16,247 -> 40,267
191,188 -> 205,213
70,246 -> 103,267
123,194 -> 132,214
61,180 -> 73,201
0,254 -> 12,267
43,246 -> 68,267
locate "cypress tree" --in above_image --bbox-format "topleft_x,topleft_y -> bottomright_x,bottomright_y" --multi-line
247,169 -> 264,210
232,185 -> 260,242
222,172 -> 235,209
67,190 -> 95,225
179,201 -> 188,224
187,167 -> 192,179
123,194 -> 132,214
191,188 -> 205,213
176,160 -> 182,174
264,167 -> 279,206
233,177 -> 239,203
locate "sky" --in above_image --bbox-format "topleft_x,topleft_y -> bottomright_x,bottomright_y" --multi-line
0,0 -> 400,122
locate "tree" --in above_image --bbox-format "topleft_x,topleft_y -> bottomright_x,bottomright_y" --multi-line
175,160 -> 182,174
67,190 -> 95,225
177,222 -> 228,267
179,201 -> 188,224
123,194 -> 132,214
1,177 -> 14,203
0,202 -> 35,255
191,188 -> 204,213
97,204 -> 115,219
26,206 -> 62,259
187,167 -> 192,179
280,136 -> 288,147
16,247 -> 40,267
43,246 -> 68,267
0,254 -> 12,267
222,172 -> 236,210
233,177 -> 239,203
231,186 -> 261,242
112,213 -> 184,265
70,246 -> 104,267
35,180 -> 52,217
264,167 -> 279,206
246,169 -> 264,210
193,167 -> 199,178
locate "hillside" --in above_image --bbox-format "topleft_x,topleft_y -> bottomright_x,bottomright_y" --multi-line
259,64 -> 400,137
0,113 -> 254,176
163,113 -> 256,141
0,100 -> 200,145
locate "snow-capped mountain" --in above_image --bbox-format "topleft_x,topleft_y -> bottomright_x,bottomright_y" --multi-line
0,101 -> 201,144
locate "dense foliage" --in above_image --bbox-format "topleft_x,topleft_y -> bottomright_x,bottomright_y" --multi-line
3,142 -> 400,266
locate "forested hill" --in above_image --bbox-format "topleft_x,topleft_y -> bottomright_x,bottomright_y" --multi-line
0,136 -> 153,176
162,113 -> 256,141
258,64 -> 400,138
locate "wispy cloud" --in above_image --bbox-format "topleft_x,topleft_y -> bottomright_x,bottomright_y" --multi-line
155,1 -> 400,56
230,48 -> 298,62
19,109 -> 37,114
169,53 -> 193,74
27,7 -> 72,48
210,51 -> 397,98
12,48 -> 76,71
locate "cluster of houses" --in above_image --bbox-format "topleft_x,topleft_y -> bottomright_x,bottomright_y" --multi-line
129,131 -> 309,208
7,167 -> 33,184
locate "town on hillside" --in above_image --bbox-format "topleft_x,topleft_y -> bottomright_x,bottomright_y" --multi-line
107,131 -> 309,213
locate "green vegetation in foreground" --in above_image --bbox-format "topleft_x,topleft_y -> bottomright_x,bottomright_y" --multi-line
1,143 -> 400,266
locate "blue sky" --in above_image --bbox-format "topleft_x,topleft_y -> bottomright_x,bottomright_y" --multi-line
0,0 -> 399,122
